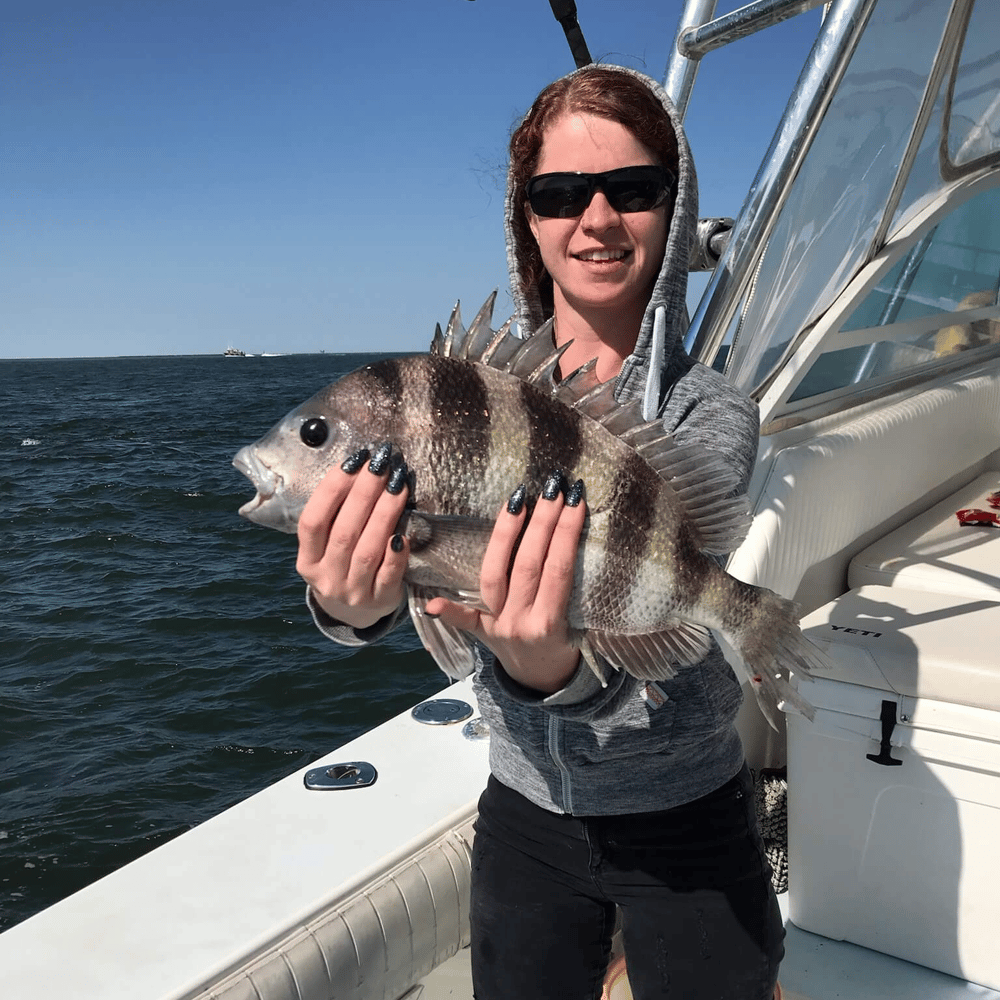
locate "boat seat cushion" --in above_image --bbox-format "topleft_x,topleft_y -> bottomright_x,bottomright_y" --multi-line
727,371 -> 1000,615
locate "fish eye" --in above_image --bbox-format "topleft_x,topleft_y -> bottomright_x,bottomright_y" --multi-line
299,417 -> 329,448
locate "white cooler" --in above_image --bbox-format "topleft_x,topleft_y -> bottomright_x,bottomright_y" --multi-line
850,472 -> 1000,599
788,585 -> 1000,990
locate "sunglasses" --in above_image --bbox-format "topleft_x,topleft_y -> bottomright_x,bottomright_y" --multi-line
525,165 -> 675,219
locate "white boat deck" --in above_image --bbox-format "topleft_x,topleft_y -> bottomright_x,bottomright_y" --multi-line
418,895 -> 1000,1000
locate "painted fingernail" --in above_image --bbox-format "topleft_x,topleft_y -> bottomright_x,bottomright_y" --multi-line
390,533 -> 405,553
341,447 -> 370,474
368,441 -> 392,475
386,462 -> 408,495
507,483 -> 526,515
565,479 -> 585,507
542,469 -> 565,501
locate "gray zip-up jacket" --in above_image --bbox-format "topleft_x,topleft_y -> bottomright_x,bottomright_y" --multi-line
310,65 -> 759,816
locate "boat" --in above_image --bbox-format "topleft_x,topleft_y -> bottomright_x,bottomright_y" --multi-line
3,1 -> 999,997
224,347 -> 254,357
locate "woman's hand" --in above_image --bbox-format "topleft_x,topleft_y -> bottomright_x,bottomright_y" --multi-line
425,472 -> 586,694
296,444 -> 410,630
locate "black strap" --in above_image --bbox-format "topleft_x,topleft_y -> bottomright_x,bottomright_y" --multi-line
548,0 -> 592,68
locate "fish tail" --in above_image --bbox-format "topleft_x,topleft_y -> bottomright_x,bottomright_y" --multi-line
731,588 -> 827,730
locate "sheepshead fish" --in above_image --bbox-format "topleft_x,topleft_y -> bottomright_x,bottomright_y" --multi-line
233,293 -> 824,727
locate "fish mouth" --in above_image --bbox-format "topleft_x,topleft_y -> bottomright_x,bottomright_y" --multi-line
233,446 -> 282,520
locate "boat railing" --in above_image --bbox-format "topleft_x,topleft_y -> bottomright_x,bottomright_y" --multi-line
672,0 -> 878,371
665,0 -> 831,121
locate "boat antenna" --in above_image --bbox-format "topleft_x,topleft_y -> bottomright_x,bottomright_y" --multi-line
547,0 -> 592,68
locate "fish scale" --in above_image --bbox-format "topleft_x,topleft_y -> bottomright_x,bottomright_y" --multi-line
233,293 -> 828,728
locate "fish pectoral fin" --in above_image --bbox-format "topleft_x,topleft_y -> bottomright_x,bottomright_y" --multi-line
404,511 -> 495,553
408,586 -> 478,680
402,511 -> 494,595
584,623 -> 714,681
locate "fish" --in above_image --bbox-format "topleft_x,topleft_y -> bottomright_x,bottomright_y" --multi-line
233,293 -> 825,728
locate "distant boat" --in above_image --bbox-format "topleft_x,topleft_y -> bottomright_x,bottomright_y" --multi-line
223,347 -> 249,357
260,352 -> 287,357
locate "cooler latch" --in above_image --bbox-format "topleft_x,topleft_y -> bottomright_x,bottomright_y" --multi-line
866,700 -> 903,767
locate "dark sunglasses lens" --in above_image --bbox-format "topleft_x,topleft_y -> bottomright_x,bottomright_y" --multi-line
527,176 -> 591,218
605,171 -> 670,212
527,167 -> 673,218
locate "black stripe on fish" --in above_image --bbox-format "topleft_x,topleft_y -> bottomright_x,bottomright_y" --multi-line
364,357 -> 405,405
428,356 -> 491,515
597,450 -> 659,610
518,379 -> 584,495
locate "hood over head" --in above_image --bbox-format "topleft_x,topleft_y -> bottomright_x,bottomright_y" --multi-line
504,64 -> 698,406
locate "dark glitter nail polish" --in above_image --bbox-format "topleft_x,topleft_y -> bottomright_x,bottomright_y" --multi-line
565,479 -> 584,507
386,462 -> 408,495
507,483 -> 526,515
368,441 -> 392,475
390,533 -> 405,553
542,469 -> 565,501
341,447 -> 370,474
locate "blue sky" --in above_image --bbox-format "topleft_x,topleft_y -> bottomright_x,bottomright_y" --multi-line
3,1 -> 822,358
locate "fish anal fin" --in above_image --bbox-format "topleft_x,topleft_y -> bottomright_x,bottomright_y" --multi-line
585,623 -> 714,681
408,586 -> 478,680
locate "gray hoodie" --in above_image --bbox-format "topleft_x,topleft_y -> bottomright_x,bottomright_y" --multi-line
310,64 -> 760,816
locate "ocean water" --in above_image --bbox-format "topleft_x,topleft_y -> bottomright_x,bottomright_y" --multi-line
0,353 -> 444,932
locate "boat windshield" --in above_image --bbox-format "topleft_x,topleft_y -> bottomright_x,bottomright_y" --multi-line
685,0 -> 1000,426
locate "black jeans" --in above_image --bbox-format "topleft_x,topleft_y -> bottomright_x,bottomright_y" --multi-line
470,764 -> 784,999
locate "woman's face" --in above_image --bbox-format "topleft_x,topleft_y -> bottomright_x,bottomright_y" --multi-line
526,112 -> 670,326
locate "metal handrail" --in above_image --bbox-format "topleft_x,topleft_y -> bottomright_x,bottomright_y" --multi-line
681,0 -> 877,370
664,0 -> 829,121
663,0 -> 719,122
678,0 -> 829,60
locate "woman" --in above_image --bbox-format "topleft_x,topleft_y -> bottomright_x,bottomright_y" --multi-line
297,65 -> 782,999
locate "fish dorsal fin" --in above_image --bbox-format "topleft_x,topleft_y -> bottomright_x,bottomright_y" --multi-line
458,290 -> 497,360
642,438 -> 751,553
554,358 -> 601,403
479,317 -> 514,366
554,366 -> 750,554
427,294 -> 751,555
445,300 -> 465,344
430,301 -> 466,359
431,296 -> 566,387
503,328 -> 570,386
